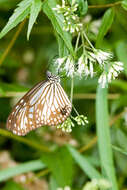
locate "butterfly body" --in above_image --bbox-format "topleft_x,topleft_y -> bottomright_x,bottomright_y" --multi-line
7,72 -> 72,136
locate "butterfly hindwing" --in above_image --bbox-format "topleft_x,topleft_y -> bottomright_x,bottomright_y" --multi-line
7,81 -> 49,135
6,78 -> 72,136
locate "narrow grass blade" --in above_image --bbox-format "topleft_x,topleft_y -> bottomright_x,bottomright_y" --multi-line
67,145 -> 102,179
96,85 -> 118,190
0,159 -> 45,182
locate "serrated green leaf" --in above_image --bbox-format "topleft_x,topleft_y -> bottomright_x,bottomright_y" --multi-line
96,86 -> 118,190
41,146 -> 74,187
96,8 -> 115,48
122,0 -> 127,10
0,0 -> 33,39
67,145 -> 102,179
42,0 -> 74,55
27,0 -> 42,40
0,159 -> 45,182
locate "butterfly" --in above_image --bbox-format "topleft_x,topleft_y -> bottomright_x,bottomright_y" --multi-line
6,71 -> 72,136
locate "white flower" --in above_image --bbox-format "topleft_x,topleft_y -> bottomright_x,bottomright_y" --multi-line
89,62 -> 94,77
55,57 -> 66,69
89,50 -> 113,65
112,61 -> 124,72
98,73 -> 107,88
98,61 -> 124,88
77,55 -> 95,78
65,56 -> 75,77
77,55 -> 85,76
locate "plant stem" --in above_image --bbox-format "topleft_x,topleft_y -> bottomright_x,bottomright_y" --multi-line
0,128 -> 51,152
70,76 -> 74,103
0,20 -> 26,66
83,31 -> 95,50
88,1 -> 121,9
72,105 -> 79,116
75,32 -> 80,52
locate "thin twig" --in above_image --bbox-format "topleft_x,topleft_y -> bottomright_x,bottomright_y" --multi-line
73,93 -> 120,100
0,128 -> 51,152
88,1 -> 121,9
0,92 -> 120,100
79,111 -> 124,153
0,20 -> 26,66
0,92 -> 26,98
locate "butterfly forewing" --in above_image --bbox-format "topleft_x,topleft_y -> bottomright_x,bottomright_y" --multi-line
6,75 -> 72,136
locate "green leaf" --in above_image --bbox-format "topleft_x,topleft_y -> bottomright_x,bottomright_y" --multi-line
67,145 -> 102,179
49,176 -> 59,190
27,0 -> 42,40
115,40 -> 127,75
41,146 -> 74,187
56,34 -> 69,57
122,0 -> 127,11
68,0 -> 88,16
42,0 -> 74,55
77,0 -> 88,16
2,181 -> 25,190
96,86 -> 118,190
0,159 -> 46,182
112,145 -> 127,156
96,8 -> 115,48
116,129 -> 127,152
0,0 -> 33,39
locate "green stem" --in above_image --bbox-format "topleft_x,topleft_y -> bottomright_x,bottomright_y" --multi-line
72,105 -> 79,116
81,32 -> 86,53
0,128 -> 51,152
75,32 -> 80,52
70,77 -> 74,103
83,31 -> 95,50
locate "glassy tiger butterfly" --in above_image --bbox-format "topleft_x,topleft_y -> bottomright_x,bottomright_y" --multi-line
6,71 -> 72,136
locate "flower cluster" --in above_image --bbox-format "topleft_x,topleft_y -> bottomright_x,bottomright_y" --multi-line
57,118 -> 74,133
98,61 -> 123,88
83,178 -> 111,190
73,115 -> 88,125
56,115 -> 88,133
55,49 -> 124,88
53,0 -> 82,33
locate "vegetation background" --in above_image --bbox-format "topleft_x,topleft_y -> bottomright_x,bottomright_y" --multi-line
0,0 -> 127,189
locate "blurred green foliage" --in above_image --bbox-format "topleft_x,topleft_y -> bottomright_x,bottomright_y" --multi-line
0,0 -> 127,190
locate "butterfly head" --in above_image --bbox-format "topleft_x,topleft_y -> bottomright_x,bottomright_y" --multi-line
46,71 -> 60,83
